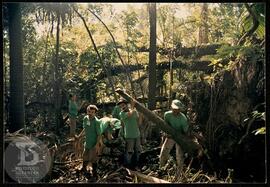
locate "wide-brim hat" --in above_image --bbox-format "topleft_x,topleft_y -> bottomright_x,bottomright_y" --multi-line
111,118 -> 122,130
87,104 -> 98,111
171,99 -> 185,110
113,121 -> 122,129
117,99 -> 128,105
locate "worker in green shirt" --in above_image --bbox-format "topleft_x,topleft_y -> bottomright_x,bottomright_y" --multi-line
78,104 -> 101,176
112,103 -> 126,139
118,98 -> 141,168
68,94 -> 78,137
97,117 -> 122,155
159,99 -> 188,174
99,117 -> 122,139
112,105 -> 121,119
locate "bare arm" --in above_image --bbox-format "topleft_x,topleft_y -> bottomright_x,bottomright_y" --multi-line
127,99 -> 136,117
95,135 -> 104,155
138,113 -> 143,126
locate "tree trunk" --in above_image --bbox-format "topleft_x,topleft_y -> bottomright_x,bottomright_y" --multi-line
134,54 -> 146,100
54,11 -> 63,131
8,3 -> 25,133
168,15 -> 175,107
197,3 -> 209,45
115,89 -> 200,155
148,3 -> 157,110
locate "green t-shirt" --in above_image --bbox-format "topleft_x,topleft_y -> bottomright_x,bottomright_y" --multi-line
110,118 -> 122,130
99,117 -> 122,133
119,110 -> 140,139
164,111 -> 188,134
99,117 -> 112,134
112,105 -> 121,120
83,115 -> 101,149
69,100 -> 78,118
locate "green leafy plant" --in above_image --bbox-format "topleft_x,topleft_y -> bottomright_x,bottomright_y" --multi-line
241,3 -> 265,39
250,111 -> 265,135
253,127 -> 265,135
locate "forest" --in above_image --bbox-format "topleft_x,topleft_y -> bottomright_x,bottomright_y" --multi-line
3,2 -> 266,184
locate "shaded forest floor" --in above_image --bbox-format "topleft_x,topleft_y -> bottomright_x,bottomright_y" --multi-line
47,125 -> 230,184
5,104 -> 265,184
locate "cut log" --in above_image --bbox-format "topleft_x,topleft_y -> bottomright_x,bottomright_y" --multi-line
115,89 -> 200,155
127,169 -> 170,183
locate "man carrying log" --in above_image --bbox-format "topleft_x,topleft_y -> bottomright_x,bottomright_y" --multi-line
159,99 -> 188,175
118,98 -> 142,169
115,89 -> 202,171
112,104 -> 121,120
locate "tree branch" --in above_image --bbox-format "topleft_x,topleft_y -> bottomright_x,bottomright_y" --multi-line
88,8 -> 137,99
73,7 -> 118,101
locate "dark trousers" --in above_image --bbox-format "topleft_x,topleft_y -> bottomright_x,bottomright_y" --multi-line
124,137 -> 142,167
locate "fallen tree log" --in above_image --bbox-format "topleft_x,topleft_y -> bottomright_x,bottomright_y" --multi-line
115,89 -> 200,155
96,60 -> 213,80
135,43 -> 221,58
158,60 -> 213,73
126,169 -> 170,183
96,64 -> 144,80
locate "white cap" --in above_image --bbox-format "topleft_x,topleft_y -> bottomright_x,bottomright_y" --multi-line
171,99 -> 185,110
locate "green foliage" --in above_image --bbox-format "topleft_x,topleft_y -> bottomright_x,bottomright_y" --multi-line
215,45 -> 241,62
119,10 -> 143,50
34,3 -> 73,26
209,4 -> 244,44
241,3 -> 265,39
253,127 -> 265,135
206,43 -> 263,73
157,4 -> 186,48
88,4 -> 104,16
22,16 -> 38,58
4,2 -> 265,114
59,41 -> 79,75
207,58 -> 223,71
250,110 -> 265,121
209,3 -> 264,44
121,11 -> 138,27
205,45 -> 239,72
65,42 -> 118,102
244,110 -> 266,135
78,47 -> 101,81
99,41 -> 118,65
20,15 -> 55,104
